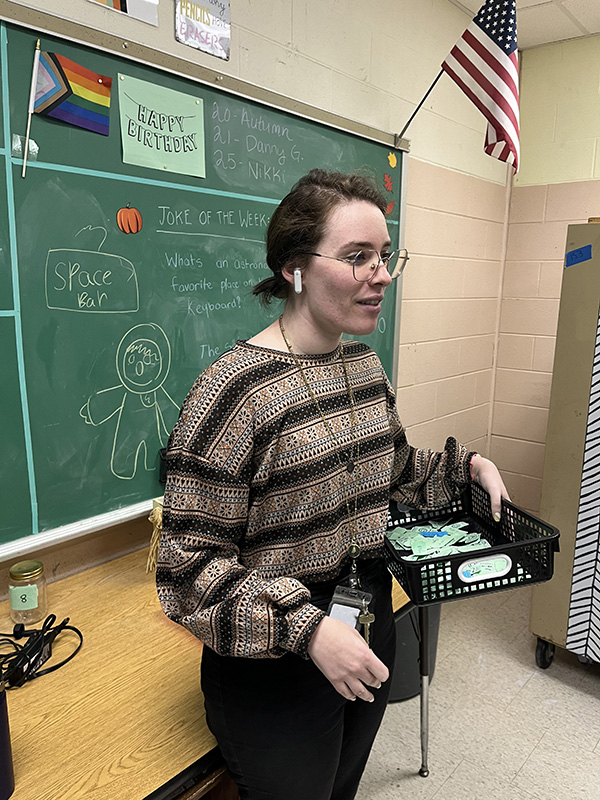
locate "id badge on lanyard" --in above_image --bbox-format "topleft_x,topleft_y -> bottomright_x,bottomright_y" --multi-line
327,585 -> 375,646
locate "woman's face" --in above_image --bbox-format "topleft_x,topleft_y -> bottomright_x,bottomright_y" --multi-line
296,199 -> 393,340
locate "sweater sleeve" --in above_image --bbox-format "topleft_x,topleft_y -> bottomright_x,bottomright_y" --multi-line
385,376 -> 475,510
155,370 -> 325,660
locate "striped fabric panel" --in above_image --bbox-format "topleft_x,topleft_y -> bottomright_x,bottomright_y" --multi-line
33,52 -> 72,114
46,99 -> 110,135
566,305 -> 600,663
47,54 -> 112,136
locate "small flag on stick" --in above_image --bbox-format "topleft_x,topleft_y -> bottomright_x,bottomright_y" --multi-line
441,0 -> 519,171
33,52 -> 112,136
22,39 -> 42,177
23,42 -> 113,176
32,51 -> 72,115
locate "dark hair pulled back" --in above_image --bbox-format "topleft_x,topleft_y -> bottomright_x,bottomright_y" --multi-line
253,168 -> 387,306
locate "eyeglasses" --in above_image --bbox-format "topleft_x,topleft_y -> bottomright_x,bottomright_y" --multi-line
301,248 -> 409,282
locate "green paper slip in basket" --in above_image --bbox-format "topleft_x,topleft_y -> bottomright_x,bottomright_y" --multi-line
387,519 -> 490,561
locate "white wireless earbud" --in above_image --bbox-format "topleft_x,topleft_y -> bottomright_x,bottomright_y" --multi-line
293,268 -> 303,294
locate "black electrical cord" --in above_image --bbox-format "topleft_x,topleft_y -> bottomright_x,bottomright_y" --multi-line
0,614 -> 83,688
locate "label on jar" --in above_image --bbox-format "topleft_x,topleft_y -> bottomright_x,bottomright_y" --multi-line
9,583 -> 39,610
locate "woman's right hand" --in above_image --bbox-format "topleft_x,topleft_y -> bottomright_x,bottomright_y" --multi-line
307,615 -> 389,702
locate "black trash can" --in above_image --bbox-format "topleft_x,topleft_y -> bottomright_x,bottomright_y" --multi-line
388,603 -> 441,702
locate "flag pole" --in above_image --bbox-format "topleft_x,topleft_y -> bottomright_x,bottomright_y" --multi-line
22,38 -> 41,179
396,68 -> 444,141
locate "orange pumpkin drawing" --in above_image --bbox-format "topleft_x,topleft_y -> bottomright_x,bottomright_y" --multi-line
117,203 -> 143,234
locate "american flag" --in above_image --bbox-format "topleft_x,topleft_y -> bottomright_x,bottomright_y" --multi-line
442,0 -> 519,171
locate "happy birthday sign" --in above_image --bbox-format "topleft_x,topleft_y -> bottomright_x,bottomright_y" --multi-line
118,74 -> 206,178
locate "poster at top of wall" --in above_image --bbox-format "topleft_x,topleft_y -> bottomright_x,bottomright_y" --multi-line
175,0 -> 230,61
118,74 -> 206,178
88,0 -> 159,26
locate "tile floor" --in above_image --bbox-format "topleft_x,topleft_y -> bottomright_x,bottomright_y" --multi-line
358,587 -> 600,799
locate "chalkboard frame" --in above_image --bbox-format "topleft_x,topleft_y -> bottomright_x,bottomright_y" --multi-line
0,7 -> 409,560
0,0 -> 411,156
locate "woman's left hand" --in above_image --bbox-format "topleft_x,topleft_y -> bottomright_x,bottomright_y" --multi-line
469,454 -> 510,521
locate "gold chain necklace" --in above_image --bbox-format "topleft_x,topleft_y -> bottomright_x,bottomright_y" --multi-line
278,315 -> 363,572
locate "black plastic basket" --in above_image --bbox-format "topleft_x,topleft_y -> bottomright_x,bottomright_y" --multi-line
384,482 -> 560,607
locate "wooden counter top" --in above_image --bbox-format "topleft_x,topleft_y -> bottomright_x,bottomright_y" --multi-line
0,549 -> 216,800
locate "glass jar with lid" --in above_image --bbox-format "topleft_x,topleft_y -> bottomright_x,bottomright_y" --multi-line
8,560 -> 47,625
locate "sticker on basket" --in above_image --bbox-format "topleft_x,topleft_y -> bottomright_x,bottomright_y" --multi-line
458,554 -> 512,583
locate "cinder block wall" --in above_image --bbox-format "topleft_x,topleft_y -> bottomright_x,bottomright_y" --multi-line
491,34 -> 600,516
399,160 -> 507,460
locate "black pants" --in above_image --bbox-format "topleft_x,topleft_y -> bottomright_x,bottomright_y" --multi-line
200,560 -> 396,800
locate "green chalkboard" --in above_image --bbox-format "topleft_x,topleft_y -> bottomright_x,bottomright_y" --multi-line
0,21 -> 404,544
0,171 -> 10,310
0,317 -> 32,541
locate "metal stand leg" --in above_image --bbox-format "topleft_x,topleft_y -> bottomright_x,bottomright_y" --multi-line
418,605 -> 430,778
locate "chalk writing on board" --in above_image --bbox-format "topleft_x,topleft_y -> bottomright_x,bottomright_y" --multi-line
167,249 -> 268,316
45,225 -> 139,313
156,202 -> 270,319
210,101 -> 303,184
170,276 -> 212,293
157,206 -> 270,230
164,252 -> 204,269
79,324 -> 179,480
186,296 -> 241,318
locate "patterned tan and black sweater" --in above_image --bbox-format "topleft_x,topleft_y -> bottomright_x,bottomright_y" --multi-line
156,340 -> 474,659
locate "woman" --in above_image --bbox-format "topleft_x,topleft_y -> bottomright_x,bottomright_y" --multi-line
156,169 -> 508,800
